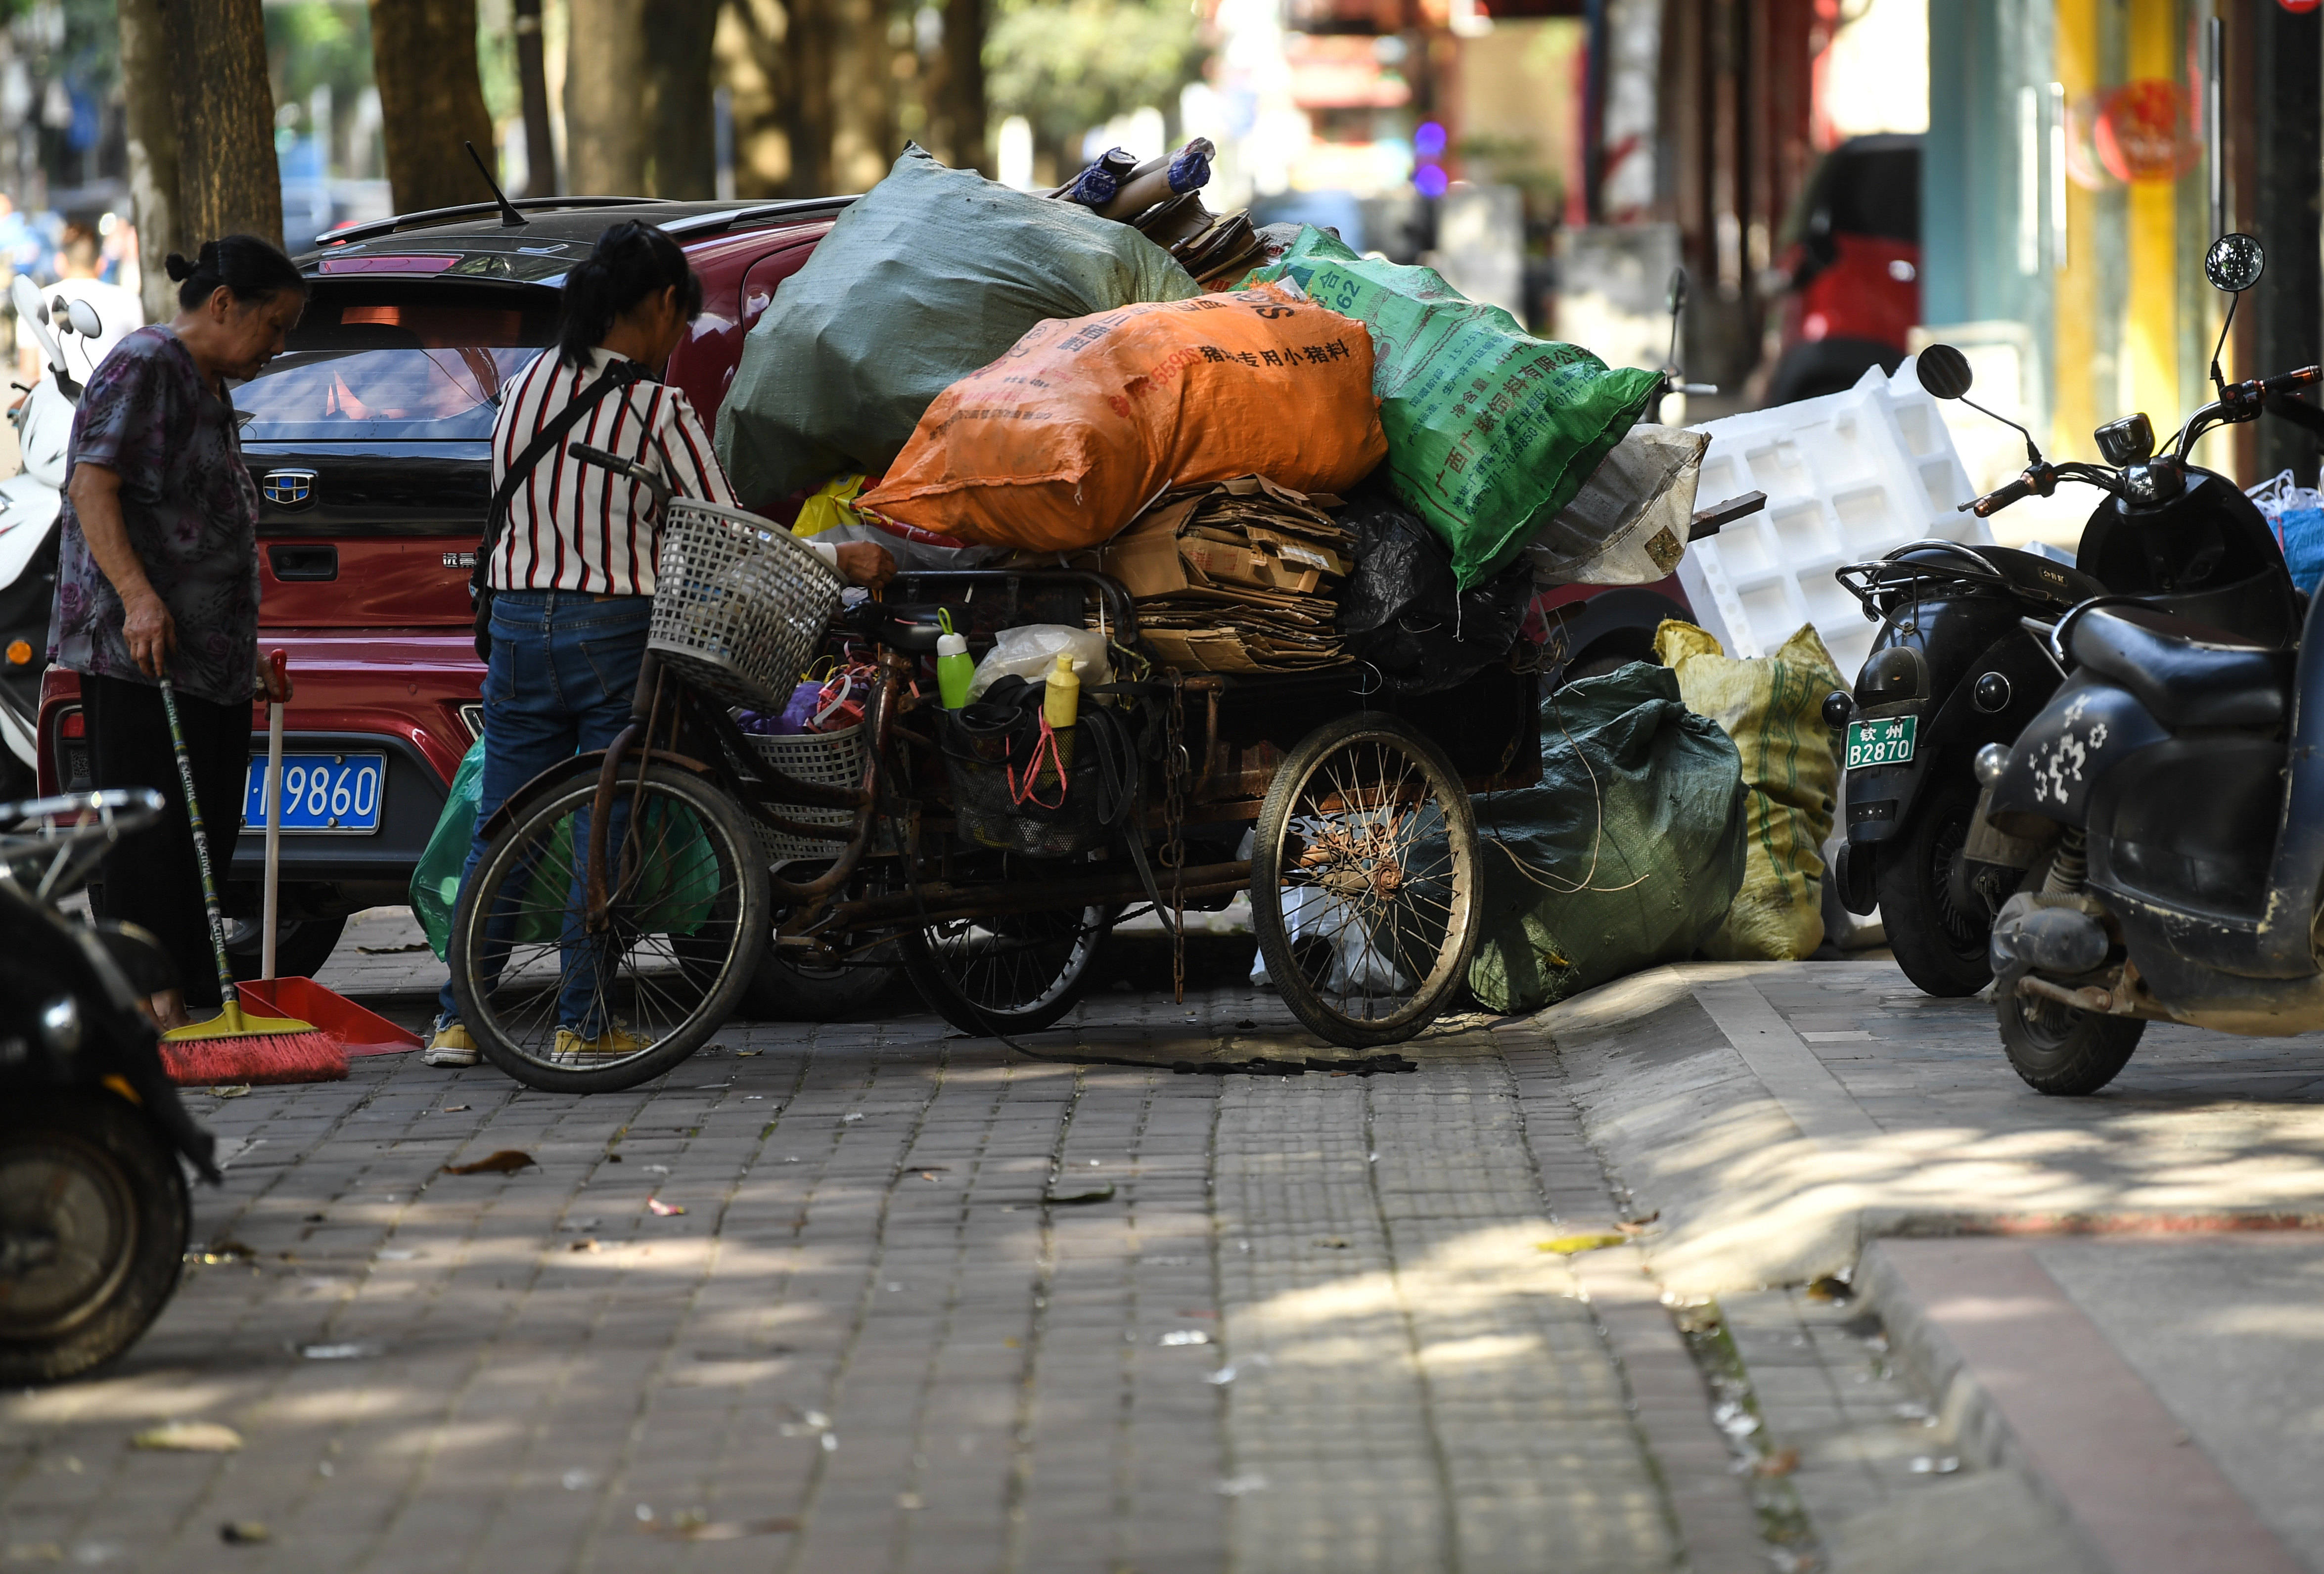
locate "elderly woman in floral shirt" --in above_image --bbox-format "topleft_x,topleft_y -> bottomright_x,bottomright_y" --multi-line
47,234 -> 306,1028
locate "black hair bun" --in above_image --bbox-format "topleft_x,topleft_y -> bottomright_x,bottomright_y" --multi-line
164,252 -> 194,282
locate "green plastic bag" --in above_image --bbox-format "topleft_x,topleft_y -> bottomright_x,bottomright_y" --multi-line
410,739 -> 718,960
716,144 -> 1201,506
1464,664 -> 1750,1013
411,738 -> 487,960
1247,227 -> 1661,589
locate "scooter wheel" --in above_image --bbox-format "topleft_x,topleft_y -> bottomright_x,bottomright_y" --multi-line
0,1091 -> 189,1384
1997,985 -> 2146,1095
1877,776 -> 1994,997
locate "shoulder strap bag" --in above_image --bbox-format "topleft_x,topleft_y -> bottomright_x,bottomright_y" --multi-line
470,360 -> 648,661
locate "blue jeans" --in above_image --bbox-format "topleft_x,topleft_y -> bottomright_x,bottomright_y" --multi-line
439,591 -> 654,1032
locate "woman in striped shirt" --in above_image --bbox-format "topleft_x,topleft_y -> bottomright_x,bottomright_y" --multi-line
427,221 -> 892,1067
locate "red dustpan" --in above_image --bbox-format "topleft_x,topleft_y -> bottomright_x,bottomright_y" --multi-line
236,977 -> 421,1057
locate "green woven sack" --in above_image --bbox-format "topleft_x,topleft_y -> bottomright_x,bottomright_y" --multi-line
1464,664 -> 1750,1013
1247,227 -> 1660,589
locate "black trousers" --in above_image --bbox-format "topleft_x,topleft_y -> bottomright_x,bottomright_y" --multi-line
83,673 -> 247,1010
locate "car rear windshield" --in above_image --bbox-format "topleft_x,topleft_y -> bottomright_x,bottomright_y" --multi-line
234,285 -> 559,443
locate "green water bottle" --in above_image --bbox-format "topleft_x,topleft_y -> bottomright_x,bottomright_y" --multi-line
936,612 -> 974,710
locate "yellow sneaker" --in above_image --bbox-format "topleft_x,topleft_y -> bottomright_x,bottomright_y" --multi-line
552,1024 -> 648,1063
423,1020 -> 479,1068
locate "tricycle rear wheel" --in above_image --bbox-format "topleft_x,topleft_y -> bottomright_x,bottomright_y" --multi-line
898,903 -> 1111,1036
1250,714 -> 1478,1047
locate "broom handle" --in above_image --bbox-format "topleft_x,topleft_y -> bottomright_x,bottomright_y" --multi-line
262,650 -> 285,980
158,676 -> 239,1009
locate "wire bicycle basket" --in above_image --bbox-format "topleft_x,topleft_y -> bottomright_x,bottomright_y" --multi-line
649,499 -> 845,710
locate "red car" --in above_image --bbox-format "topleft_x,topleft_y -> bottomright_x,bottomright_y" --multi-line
37,197 -> 844,977
38,193 -> 1688,982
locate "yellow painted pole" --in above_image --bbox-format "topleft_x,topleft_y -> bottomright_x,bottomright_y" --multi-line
2124,0 -> 2178,432
2051,0 -> 2099,459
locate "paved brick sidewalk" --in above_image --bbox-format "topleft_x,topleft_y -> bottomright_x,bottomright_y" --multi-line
0,949 -> 1768,1574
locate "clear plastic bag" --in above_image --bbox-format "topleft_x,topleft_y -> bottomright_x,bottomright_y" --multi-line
966,625 -> 1112,701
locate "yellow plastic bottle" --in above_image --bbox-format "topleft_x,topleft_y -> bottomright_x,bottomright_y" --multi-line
1045,651 -> 1080,774
1044,651 -> 1080,729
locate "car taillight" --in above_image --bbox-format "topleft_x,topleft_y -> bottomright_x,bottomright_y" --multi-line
59,710 -> 83,738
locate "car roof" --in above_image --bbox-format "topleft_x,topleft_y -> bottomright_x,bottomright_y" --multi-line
295,196 -> 855,282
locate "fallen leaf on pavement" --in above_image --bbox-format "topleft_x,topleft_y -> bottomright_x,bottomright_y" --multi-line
208,1085 -> 251,1099
670,1516 -> 800,1541
1044,1184 -> 1114,1206
570,1239 -> 600,1252
445,1150 -> 536,1175
357,942 -> 429,954
1754,1447 -> 1800,1478
132,1422 -> 242,1453
647,1198 -> 686,1216
219,1521 -> 271,1544
187,1239 -> 256,1266
1538,1233 -> 1627,1256
440,1105 -> 470,1113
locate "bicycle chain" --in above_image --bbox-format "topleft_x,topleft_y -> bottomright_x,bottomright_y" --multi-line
1164,672 -> 1188,1003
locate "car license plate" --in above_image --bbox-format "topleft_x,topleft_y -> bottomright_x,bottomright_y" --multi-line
244,752 -> 386,833
1846,716 -> 1915,769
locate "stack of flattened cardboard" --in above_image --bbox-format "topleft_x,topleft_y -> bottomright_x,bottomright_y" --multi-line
1096,476 -> 1354,673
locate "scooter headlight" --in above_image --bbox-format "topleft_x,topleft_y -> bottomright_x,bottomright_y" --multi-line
37,995 -> 79,1055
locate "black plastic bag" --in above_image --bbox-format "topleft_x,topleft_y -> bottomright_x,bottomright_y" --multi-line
1336,478 -> 1534,696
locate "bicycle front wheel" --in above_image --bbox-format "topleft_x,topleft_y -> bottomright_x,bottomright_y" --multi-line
448,762 -> 770,1092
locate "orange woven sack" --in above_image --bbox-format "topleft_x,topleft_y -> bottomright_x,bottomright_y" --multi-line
858,286 -> 1385,553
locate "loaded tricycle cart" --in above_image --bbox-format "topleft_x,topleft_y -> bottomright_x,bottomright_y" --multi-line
446,466 -> 1541,1094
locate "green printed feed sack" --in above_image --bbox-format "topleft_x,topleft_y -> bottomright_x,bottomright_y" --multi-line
716,145 -> 1201,507
1465,664 -> 1749,1014
1247,226 -> 1661,590
1653,620 -> 1845,961
409,739 -> 716,958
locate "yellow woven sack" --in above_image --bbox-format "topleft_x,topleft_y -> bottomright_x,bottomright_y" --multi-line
1653,619 -> 1844,960
792,473 -> 868,539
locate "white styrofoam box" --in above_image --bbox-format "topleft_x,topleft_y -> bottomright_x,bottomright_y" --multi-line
1680,357 -> 1991,678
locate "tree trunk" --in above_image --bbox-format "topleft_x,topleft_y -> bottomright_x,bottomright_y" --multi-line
368,0 -> 500,217
713,0 -> 790,199
937,0 -> 985,174
514,0 -> 558,197
565,0 -> 649,194
172,0 -> 283,249
646,0 -> 722,197
116,0 -> 184,321
782,0 -> 836,197
829,0 -> 896,190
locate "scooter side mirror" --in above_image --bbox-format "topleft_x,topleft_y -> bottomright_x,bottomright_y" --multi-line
62,299 -> 100,340
1915,344 -> 1974,400
8,274 -> 61,375
2205,231 -> 2264,294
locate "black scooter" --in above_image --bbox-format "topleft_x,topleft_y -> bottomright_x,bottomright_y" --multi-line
0,790 -> 216,1382
1824,233 -> 2307,997
1982,574 -> 2324,1092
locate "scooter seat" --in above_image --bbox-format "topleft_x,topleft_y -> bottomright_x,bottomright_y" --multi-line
2067,605 -> 2293,728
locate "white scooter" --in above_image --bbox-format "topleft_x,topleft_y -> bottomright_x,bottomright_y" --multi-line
0,275 -> 104,796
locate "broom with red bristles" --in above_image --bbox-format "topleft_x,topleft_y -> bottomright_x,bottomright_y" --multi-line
156,674 -> 346,1086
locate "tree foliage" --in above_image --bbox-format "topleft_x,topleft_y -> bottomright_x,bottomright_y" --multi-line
984,0 -> 1201,159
